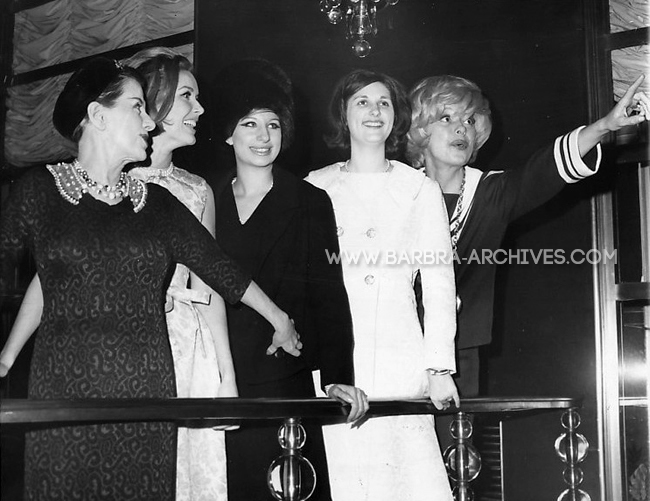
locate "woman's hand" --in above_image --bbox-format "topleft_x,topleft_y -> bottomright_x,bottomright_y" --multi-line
266,315 -> 302,357
602,74 -> 650,132
427,373 -> 460,411
240,282 -> 302,357
0,361 -> 10,378
579,74 -> 650,156
327,384 -> 370,423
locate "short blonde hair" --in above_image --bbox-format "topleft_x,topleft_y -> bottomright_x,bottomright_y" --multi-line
407,75 -> 492,168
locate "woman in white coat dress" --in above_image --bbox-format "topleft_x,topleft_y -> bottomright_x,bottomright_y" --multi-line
306,69 -> 459,501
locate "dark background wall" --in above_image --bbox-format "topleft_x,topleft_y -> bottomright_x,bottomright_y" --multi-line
192,0 -> 604,498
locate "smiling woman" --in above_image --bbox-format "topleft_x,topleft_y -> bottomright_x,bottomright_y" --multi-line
0,56 -> 253,501
228,111 -> 282,172
209,59 -> 367,501
0,54 -> 305,501
126,47 -> 232,501
305,69 -> 458,501
345,81 -> 396,151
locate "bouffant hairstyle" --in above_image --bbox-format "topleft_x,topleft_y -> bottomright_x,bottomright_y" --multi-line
324,69 -> 411,156
127,47 -> 194,132
407,75 -> 492,168
211,59 -> 295,150
53,57 -> 145,143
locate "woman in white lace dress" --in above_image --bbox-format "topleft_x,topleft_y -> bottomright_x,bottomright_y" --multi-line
127,47 -> 234,501
306,69 -> 459,501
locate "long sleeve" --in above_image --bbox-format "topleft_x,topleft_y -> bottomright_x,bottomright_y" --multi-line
418,178 -> 457,372
307,188 -> 355,387
453,127 -> 602,350
489,127 -> 602,223
0,169 -> 40,297
153,185 -> 252,305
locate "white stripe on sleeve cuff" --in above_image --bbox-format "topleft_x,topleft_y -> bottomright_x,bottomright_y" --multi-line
554,126 -> 602,184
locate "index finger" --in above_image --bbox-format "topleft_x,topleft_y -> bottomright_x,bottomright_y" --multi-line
347,395 -> 366,422
452,391 -> 460,408
621,74 -> 646,104
265,344 -> 278,356
347,401 -> 361,422
430,398 -> 444,411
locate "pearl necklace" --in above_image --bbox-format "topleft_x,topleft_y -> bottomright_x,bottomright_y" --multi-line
231,176 -> 274,193
448,167 -> 466,253
342,159 -> 392,173
73,159 -> 128,200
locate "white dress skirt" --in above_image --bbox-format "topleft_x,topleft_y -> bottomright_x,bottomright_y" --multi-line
131,165 -> 228,501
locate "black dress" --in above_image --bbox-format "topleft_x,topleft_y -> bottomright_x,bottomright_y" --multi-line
214,168 -> 354,501
0,165 -> 250,500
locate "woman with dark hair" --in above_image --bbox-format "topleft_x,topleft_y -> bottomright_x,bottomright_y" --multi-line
0,56 -> 300,500
209,59 -> 368,501
306,69 -> 457,500
324,69 -> 412,156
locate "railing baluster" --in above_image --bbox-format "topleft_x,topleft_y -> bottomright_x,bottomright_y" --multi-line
267,417 -> 316,501
444,411 -> 482,500
0,396 -> 588,499
554,407 -> 590,501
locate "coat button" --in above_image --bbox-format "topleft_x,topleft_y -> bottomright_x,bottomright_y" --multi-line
364,274 -> 375,285
336,226 -> 344,237
366,228 -> 376,238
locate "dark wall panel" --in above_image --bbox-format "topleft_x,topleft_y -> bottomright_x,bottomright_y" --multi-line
193,0 -> 591,178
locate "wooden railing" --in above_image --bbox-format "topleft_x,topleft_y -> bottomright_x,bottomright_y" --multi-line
1,396 -> 588,501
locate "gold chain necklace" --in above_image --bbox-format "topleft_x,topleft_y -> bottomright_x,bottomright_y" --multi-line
448,167 -> 466,253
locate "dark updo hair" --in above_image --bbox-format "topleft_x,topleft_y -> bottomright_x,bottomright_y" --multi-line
324,69 -> 411,156
127,47 -> 194,132
211,59 -> 295,150
53,57 -> 145,143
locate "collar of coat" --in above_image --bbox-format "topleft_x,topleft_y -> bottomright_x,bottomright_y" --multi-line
306,160 -> 430,206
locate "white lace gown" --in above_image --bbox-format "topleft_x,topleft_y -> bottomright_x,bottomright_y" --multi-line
130,164 -> 228,501
306,161 -> 456,501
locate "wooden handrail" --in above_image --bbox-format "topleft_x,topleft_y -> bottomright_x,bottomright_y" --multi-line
0,396 -> 579,425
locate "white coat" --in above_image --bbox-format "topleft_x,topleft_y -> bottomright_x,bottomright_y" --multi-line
306,160 -> 456,501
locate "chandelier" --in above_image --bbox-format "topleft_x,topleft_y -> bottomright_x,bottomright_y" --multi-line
319,0 -> 399,58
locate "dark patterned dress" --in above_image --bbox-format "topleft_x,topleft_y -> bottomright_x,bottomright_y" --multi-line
0,164 -> 250,501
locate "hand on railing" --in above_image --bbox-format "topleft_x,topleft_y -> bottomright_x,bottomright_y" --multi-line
427,373 -> 460,411
326,384 -> 369,423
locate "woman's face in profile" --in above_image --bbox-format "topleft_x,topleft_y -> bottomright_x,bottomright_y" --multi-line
102,78 -> 154,163
345,81 -> 395,147
226,109 -> 282,169
158,70 -> 205,151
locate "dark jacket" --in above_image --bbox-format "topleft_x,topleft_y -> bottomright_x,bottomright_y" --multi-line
453,128 -> 601,349
214,167 -> 355,389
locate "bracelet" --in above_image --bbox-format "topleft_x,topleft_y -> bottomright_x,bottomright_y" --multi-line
427,368 -> 451,376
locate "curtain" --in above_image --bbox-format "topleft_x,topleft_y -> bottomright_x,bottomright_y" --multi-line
609,0 -> 649,100
5,0 -> 194,167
